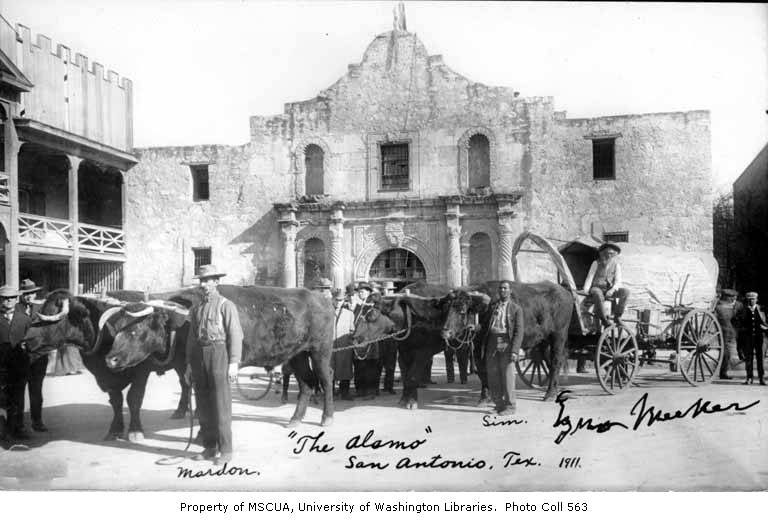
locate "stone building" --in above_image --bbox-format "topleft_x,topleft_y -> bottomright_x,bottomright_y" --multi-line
732,142 -> 768,297
0,15 -> 134,293
126,17 -> 712,292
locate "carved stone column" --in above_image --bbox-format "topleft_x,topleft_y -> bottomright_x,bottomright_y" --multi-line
328,204 -> 345,290
497,210 -> 516,281
276,204 -> 299,288
460,239 -> 470,286
67,155 -> 82,294
445,203 -> 462,287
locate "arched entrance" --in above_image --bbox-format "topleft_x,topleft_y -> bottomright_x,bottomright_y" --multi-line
368,248 -> 426,291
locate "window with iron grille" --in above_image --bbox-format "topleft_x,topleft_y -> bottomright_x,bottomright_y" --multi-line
190,164 -> 210,201
603,231 -> 629,243
380,142 -> 409,191
592,139 -> 615,180
193,247 -> 212,275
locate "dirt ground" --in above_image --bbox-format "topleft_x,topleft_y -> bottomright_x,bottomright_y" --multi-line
1,354 -> 766,491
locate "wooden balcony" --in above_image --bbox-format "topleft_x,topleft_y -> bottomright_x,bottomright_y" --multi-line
18,213 -> 125,258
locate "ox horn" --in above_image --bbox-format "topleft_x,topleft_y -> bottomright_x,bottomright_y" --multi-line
125,305 -> 153,319
97,306 -> 125,331
36,298 -> 70,322
81,306 -> 124,357
144,299 -> 189,316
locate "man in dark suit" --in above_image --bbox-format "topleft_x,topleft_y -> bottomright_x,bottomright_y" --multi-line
482,281 -> 524,415
19,279 -> 48,431
731,291 -> 767,385
0,285 -> 33,440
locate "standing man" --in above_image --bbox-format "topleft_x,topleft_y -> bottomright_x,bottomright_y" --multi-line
185,265 -> 244,464
377,281 -> 398,395
352,282 -> 380,399
332,284 -> 357,401
0,285 -> 32,440
731,291 -> 767,385
582,242 -> 630,328
19,279 -> 48,431
714,289 -> 739,380
482,281 -> 524,416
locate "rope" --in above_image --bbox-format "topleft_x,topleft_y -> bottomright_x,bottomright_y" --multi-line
443,326 -> 476,352
332,327 -> 411,353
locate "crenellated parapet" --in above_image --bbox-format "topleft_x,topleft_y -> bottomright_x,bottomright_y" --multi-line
12,22 -> 133,152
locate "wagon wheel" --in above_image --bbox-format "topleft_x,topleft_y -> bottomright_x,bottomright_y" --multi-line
595,324 -> 639,394
516,345 -> 551,389
676,310 -> 724,385
235,368 -> 274,400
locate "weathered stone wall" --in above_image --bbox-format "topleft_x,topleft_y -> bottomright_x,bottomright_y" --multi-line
533,111 -> 712,251
124,143 -> 291,291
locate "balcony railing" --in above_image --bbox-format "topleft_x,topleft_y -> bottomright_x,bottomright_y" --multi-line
0,173 -> 9,205
78,223 -> 125,254
18,213 -> 125,255
18,213 -> 73,248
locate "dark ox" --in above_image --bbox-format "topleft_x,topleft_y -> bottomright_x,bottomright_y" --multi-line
352,282 -> 450,409
109,285 -> 335,428
441,281 -> 572,401
32,289 -> 190,441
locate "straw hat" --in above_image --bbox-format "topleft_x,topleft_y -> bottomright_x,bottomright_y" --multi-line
194,264 -> 226,280
598,242 -> 621,255
0,285 -> 20,298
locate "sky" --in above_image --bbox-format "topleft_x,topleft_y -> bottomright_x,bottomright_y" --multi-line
1,0 -> 766,191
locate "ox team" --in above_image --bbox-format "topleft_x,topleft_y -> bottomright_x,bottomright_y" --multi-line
1,247 -> 766,456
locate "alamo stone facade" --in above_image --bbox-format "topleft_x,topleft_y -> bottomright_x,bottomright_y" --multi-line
124,26 -> 712,292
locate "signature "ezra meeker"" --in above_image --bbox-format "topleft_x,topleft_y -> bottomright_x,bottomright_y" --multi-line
552,390 -> 760,445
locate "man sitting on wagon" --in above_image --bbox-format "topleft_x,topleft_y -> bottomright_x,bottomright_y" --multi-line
581,242 -> 630,328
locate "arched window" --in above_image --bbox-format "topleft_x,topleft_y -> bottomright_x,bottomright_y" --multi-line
468,134 -> 490,188
369,248 -> 426,286
304,144 -> 324,195
303,237 -> 326,288
469,232 -> 492,284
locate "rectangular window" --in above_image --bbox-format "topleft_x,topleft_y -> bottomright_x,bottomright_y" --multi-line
190,164 -> 210,201
380,142 -> 409,191
592,139 -> 615,180
603,231 -> 629,243
193,247 -> 212,275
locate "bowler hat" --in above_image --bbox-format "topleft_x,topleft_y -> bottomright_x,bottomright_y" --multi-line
357,282 -> 373,292
598,242 -> 621,255
721,289 -> 738,298
194,264 -> 227,280
746,291 -> 758,299
20,279 -> 42,294
0,285 -> 20,298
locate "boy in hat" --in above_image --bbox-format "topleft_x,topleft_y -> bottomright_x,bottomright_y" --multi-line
0,285 -> 32,440
185,265 -> 244,464
581,242 -> 630,328
19,279 -> 48,431
714,289 -> 739,380
731,291 -> 767,385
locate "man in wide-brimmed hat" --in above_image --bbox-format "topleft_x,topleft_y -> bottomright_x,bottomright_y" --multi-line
731,291 -> 767,385
19,279 -> 49,432
581,242 -> 630,329
185,265 -> 243,464
0,285 -> 33,441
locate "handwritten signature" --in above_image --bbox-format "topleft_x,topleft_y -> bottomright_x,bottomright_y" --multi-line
553,390 -> 760,444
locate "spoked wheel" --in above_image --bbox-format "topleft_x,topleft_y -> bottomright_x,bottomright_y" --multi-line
516,345 -> 551,389
676,310 -> 724,385
595,324 -> 639,394
234,367 -> 274,400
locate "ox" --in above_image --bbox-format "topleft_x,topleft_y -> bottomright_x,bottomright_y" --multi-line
440,281 -> 572,401
32,290 -> 190,441
352,282 -> 448,409
108,285 -> 335,428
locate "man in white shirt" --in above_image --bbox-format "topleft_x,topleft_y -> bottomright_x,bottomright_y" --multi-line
582,242 -> 630,328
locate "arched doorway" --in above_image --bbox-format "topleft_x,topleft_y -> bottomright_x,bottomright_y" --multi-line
368,248 -> 426,291
302,237 -> 326,288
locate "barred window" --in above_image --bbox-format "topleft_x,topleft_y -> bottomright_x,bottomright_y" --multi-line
380,143 -> 409,191
603,231 -> 628,243
193,247 -> 212,275
592,139 -> 615,180
190,164 -> 210,201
